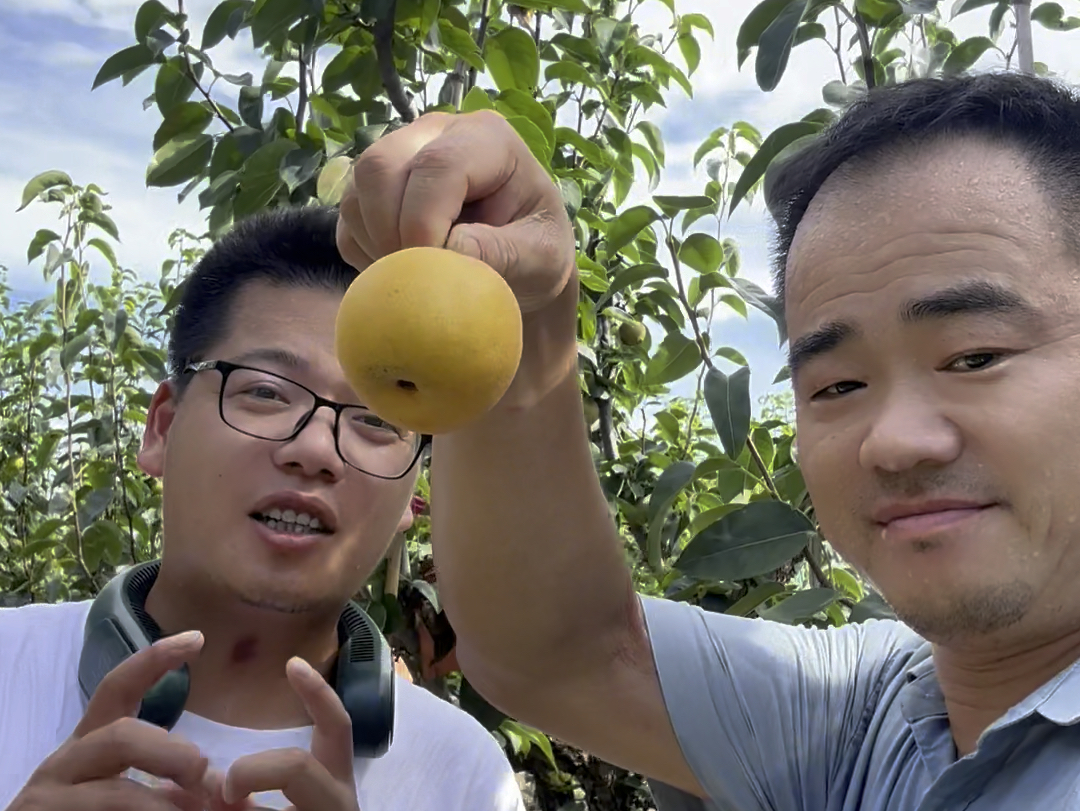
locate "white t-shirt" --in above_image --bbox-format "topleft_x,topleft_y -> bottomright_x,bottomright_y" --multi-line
0,600 -> 525,811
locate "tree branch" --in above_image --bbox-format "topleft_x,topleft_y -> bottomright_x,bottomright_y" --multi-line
1013,0 -> 1034,74
467,0 -> 492,92
176,0 -> 234,131
374,3 -> 417,122
297,45 -> 309,131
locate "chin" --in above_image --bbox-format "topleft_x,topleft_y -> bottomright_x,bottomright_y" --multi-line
886,579 -> 1035,643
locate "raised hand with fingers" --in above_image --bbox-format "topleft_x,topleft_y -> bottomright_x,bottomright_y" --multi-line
335,109 -> 581,408
216,658 -> 360,811
6,630 -> 211,811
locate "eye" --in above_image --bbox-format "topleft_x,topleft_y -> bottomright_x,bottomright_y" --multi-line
944,351 -> 1006,372
811,380 -> 865,401
245,384 -> 288,401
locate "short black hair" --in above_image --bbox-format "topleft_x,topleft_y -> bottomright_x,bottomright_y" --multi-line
766,71 -> 1080,307
167,205 -> 357,388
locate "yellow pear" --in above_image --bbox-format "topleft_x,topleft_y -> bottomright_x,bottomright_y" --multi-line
334,246 -> 523,435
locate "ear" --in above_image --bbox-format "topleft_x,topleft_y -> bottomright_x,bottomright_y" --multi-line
137,380 -> 180,477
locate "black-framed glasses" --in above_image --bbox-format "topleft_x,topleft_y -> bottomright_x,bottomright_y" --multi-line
183,360 -> 429,480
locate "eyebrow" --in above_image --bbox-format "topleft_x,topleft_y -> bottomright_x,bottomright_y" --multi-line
228,347 -> 310,370
788,280 -> 1038,379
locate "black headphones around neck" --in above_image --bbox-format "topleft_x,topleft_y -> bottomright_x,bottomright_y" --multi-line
77,560 -> 395,757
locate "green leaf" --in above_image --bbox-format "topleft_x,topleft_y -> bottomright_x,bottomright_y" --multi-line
756,0 -> 808,92
848,590 -> 896,623
202,0 -> 252,49
317,154 -> 353,204
504,115 -> 554,168
758,588 -> 838,624
438,19 -> 485,70
678,233 -> 723,273
680,12 -> 715,38
251,0 -> 306,47
736,0 -> 795,66
605,205 -> 661,254
544,61 -> 596,88
942,35 -> 995,75
146,134 -> 213,188
646,461 -> 695,570
1031,2 -> 1080,30
280,149 -> 322,192
496,89 -> 555,158
27,229 -> 62,262
235,139 -> 298,217
677,31 -> 701,74
134,0 -> 172,41
951,0 -> 999,15
594,263 -> 666,309
555,127 -> 610,168
153,101 -> 213,151
322,46 -> 365,93
725,581 -> 786,616
484,26 -> 540,93
646,332 -> 702,385
85,211 -> 120,241
462,86 -> 495,112
653,195 -> 714,217
704,366 -> 751,459
155,58 -> 199,116
93,44 -> 159,89
83,519 -> 126,571
730,120 -> 822,215
18,170 -> 73,211
87,238 -> 118,269
674,501 -> 815,581
634,121 -> 665,167
60,333 -> 92,370
238,85 -> 265,129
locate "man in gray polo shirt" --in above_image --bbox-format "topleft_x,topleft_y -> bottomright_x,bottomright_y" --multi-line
335,70 -> 1080,810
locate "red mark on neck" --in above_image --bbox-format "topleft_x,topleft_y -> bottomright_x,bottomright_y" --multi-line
230,637 -> 258,664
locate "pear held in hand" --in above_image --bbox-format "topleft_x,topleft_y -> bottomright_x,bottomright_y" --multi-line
335,247 -> 523,435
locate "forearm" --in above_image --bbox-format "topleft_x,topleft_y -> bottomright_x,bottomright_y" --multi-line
429,316 -> 638,693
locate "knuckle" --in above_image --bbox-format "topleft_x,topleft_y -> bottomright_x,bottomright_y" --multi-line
409,143 -> 458,175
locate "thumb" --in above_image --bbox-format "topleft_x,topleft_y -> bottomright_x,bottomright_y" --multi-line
447,213 -> 574,314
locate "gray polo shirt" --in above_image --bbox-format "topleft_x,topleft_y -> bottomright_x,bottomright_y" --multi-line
639,595 -> 1080,810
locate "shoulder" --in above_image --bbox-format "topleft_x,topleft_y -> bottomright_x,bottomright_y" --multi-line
0,599 -> 91,648
393,676 -> 506,754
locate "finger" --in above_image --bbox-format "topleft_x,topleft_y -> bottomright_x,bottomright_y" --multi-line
335,173 -> 373,272
223,749 -> 348,811
285,657 -> 355,784
397,111 -> 526,251
45,776 -> 204,811
55,717 -> 208,791
75,630 -> 204,737
335,208 -> 373,272
448,213 -> 576,314
352,113 -> 453,259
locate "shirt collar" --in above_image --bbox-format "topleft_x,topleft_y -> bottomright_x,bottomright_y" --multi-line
900,642 -> 1080,727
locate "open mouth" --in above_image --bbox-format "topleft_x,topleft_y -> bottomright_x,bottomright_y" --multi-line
251,508 -> 332,536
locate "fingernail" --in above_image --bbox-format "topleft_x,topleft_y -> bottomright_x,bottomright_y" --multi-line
222,772 -> 237,805
287,656 -> 318,680
154,630 -> 204,648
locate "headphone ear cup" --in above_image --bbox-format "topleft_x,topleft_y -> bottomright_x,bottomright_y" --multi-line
336,602 -> 395,758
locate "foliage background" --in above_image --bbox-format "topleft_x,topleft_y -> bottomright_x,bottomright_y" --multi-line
3,0 -> 1080,808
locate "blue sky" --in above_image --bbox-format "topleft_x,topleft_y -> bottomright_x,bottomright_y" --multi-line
4,0 -> 1077,409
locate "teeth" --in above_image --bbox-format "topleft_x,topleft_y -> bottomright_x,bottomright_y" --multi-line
258,509 -> 323,531
260,517 -> 322,535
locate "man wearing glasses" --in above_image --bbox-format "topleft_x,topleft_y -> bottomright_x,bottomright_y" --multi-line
0,206 -> 525,811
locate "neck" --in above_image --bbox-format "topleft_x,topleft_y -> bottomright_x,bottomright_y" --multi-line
144,565 -> 343,730
934,622 -> 1080,756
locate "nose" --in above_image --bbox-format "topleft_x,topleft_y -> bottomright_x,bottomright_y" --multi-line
858,389 -> 962,474
272,404 -> 346,480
